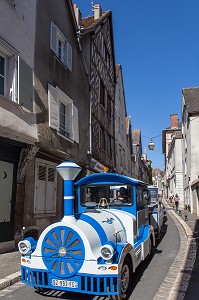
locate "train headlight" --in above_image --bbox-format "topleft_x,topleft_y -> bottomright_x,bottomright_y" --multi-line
18,240 -> 31,255
18,237 -> 37,255
100,244 -> 114,260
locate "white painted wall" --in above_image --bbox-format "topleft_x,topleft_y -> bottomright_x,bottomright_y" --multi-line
0,0 -> 37,144
0,0 -> 36,67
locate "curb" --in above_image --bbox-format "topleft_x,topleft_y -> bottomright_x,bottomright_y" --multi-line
153,202 -> 196,300
167,210 -> 196,300
169,210 -> 193,238
0,271 -> 21,291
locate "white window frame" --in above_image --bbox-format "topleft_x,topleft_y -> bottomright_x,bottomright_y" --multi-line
50,21 -> 72,71
57,86 -> 73,140
48,84 -> 79,143
0,54 -> 5,96
34,158 -> 57,215
0,38 -> 18,102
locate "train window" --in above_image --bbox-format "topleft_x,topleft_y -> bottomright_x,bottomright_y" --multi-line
80,184 -> 133,207
136,186 -> 149,209
149,189 -> 158,204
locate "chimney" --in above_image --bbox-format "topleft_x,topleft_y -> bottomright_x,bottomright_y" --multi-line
73,4 -> 82,28
170,114 -> 178,128
93,4 -> 102,20
56,161 -> 81,222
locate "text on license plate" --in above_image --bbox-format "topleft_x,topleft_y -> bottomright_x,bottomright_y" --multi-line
52,279 -> 78,288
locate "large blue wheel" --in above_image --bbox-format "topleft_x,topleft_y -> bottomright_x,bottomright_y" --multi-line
41,226 -> 85,278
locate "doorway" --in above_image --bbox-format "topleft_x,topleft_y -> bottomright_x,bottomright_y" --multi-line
0,160 -> 16,242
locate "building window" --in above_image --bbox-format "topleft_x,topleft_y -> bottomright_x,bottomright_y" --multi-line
59,102 -> 70,139
104,42 -> 110,69
107,94 -> 112,118
58,33 -> 65,61
118,116 -> 121,134
50,21 -> 72,71
100,81 -> 105,107
0,55 -> 5,96
48,84 -> 79,143
0,38 -> 33,111
119,146 -> 122,166
123,150 -> 125,169
107,135 -> 112,157
100,126 -> 106,151
34,159 -> 57,214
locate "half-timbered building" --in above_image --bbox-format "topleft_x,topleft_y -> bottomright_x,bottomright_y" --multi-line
76,4 -> 116,172
115,65 -> 133,176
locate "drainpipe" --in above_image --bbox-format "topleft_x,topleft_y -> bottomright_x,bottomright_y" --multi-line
76,28 -> 92,166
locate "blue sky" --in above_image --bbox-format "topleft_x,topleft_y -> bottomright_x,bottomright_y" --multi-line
72,0 -> 199,169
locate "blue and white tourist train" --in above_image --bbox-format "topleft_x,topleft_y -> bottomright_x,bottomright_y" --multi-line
18,161 -> 155,299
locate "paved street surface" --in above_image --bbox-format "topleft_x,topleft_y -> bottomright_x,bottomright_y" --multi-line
0,201 -> 198,299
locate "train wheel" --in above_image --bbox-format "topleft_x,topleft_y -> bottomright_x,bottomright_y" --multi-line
146,235 -> 154,261
111,256 -> 133,300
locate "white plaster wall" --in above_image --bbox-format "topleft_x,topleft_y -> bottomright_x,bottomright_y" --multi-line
190,117 -> 199,214
0,0 -> 36,67
190,117 -> 199,181
0,96 -> 37,143
0,0 -> 37,144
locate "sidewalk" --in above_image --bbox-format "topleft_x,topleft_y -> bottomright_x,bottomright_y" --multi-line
0,249 -> 21,290
164,198 -> 199,299
0,202 -> 199,296
165,199 -> 199,238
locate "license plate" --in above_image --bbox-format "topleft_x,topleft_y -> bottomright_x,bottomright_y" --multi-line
52,279 -> 78,289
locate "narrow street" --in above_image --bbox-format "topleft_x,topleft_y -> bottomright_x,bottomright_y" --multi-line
0,209 -> 185,300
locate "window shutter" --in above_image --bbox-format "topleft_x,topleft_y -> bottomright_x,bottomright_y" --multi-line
48,84 -> 59,130
34,163 -> 46,213
34,159 -> 57,214
46,166 -> 56,213
67,42 -> 72,71
72,104 -> 79,143
7,55 -> 16,101
18,57 -> 33,111
64,42 -> 68,67
50,21 -> 58,54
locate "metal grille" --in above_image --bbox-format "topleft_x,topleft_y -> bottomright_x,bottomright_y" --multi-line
21,267 -> 48,286
80,275 -> 118,294
21,267 -> 118,295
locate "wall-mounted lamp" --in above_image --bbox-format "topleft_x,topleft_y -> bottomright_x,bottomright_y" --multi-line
87,150 -> 92,163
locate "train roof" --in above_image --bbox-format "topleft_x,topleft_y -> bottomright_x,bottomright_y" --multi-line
148,185 -> 158,189
75,172 -> 147,187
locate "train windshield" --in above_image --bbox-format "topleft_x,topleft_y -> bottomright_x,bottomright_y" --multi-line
80,184 -> 133,207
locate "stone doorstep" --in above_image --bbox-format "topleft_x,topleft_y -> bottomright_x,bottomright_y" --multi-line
0,271 -> 21,291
